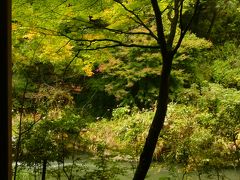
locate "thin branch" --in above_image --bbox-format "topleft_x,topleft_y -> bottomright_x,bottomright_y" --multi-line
83,0 -> 99,10
161,5 -> 170,14
167,0 -> 180,48
62,50 -> 81,78
128,16 -> 145,29
114,0 -> 158,41
58,32 -> 159,49
19,26 -> 59,36
81,90 -> 97,115
23,23 -> 155,42
14,38 -> 45,137
13,78 -> 29,180
106,27 -> 150,35
56,39 -> 72,53
76,43 -> 160,51
37,0 -> 68,16
19,114 -> 43,136
72,38 -> 132,43
50,10 -> 153,37
86,25 -> 153,36
173,0 -> 200,54
180,0 -> 200,36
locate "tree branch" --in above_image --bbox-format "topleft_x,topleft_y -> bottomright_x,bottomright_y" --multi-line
37,0 -> 68,16
56,39 -> 72,53
114,0 -> 158,41
24,25 -> 147,37
58,32 -> 159,49
19,114 -> 43,136
173,0 -> 200,54
75,43 -> 160,51
179,0 -> 184,30
62,50 -> 81,78
51,10 -> 155,38
167,0 -> 180,48
150,0 -> 167,55
85,25 -> 153,36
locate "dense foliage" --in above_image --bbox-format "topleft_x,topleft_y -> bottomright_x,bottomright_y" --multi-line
12,0 -> 240,179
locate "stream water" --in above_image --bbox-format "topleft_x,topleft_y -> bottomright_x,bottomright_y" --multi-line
15,157 -> 240,180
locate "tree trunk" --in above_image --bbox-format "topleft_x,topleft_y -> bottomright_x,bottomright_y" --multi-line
42,159 -> 47,180
133,53 -> 173,180
13,80 -> 28,180
206,10 -> 217,40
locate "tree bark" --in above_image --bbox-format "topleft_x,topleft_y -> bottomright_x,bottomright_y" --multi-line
133,0 -> 200,178
42,159 -> 47,180
133,52 -> 173,180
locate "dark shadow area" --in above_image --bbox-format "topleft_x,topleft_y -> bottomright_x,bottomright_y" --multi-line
0,0 -> 12,179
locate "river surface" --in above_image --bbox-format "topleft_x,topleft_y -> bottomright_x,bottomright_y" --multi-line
14,155 -> 240,180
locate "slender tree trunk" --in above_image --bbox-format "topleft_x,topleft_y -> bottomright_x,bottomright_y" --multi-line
13,80 -> 29,180
42,159 -> 47,180
133,53 -> 173,180
206,10 -> 217,40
